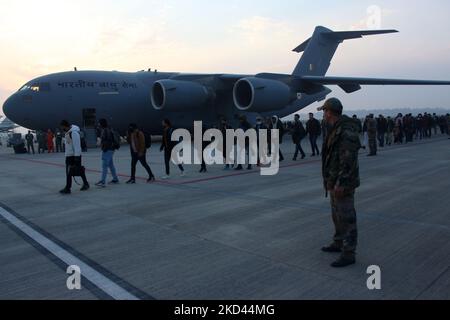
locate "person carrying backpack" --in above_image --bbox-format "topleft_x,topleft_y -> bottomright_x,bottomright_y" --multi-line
126,124 -> 155,184
95,119 -> 119,188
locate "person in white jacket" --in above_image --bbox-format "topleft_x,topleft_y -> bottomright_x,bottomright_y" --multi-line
59,120 -> 90,194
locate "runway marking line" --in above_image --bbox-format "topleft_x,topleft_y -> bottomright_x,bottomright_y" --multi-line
0,203 -> 155,300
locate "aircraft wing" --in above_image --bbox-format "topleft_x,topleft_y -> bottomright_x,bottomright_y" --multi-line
300,76 -> 450,93
218,74 -> 252,82
0,117 -> 19,132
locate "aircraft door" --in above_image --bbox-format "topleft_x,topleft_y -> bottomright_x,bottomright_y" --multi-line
82,108 -> 98,148
82,108 -> 97,128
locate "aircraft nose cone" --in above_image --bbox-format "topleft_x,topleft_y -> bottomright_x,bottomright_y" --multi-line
2,94 -> 18,123
3,97 -> 12,118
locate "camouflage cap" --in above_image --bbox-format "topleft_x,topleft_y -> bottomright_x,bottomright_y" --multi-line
317,97 -> 343,113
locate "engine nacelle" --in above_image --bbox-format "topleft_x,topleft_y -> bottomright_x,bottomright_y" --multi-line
233,77 -> 293,112
151,80 -> 212,112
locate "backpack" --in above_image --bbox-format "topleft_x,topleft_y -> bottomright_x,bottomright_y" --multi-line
298,122 -> 307,139
111,129 -> 121,150
277,120 -> 285,137
143,131 -> 152,149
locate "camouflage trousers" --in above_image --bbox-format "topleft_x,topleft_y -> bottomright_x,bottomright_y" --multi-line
368,136 -> 377,155
385,132 -> 393,145
330,190 -> 358,255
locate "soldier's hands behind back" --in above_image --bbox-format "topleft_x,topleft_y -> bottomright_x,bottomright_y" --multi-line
334,186 -> 346,199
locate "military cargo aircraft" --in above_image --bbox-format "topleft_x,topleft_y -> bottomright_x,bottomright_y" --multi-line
3,26 -> 450,134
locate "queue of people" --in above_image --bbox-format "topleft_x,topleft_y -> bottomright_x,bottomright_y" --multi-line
25,110 -> 447,196
22,128 -> 87,155
359,112 -> 450,156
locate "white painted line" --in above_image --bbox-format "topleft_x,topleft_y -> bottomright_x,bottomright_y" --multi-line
0,207 -> 139,300
99,92 -> 119,95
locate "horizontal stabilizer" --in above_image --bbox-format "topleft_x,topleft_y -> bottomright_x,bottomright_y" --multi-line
323,29 -> 398,41
293,29 -> 398,53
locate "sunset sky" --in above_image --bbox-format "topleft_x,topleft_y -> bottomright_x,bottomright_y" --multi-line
1,0 -> 450,116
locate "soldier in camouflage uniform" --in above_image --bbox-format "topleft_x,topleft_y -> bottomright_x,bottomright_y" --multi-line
319,98 -> 361,268
447,114 -> 450,139
366,114 -> 377,156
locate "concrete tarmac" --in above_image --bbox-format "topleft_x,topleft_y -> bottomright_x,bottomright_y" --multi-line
0,136 -> 449,300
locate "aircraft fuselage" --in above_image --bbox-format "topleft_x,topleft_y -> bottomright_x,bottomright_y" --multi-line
2,70 -> 325,134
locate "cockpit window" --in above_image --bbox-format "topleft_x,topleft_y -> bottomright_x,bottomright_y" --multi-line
39,82 -> 51,91
19,82 -> 51,92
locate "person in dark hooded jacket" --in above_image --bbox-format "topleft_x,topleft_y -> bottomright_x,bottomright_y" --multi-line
160,119 -> 185,179
269,115 -> 285,162
235,115 -> 254,171
292,114 -> 306,160
306,113 -> 321,156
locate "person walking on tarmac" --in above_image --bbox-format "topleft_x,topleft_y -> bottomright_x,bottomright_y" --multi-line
126,123 -> 155,184
269,115 -> 285,162
160,119 -> 185,179
59,120 -> 90,194
95,119 -> 120,188
292,114 -> 306,161
306,113 -> 322,157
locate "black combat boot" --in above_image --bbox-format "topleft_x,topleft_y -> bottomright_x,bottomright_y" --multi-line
322,242 -> 343,253
331,253 -> 356,268
80,184 -> 90,191
59,188 -> 71,195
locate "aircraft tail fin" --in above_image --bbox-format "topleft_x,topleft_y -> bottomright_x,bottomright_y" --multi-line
292,26 -> 398,77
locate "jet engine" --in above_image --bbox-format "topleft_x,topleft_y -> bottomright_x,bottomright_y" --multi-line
151,80 -> 213,112
233,77 -> 294,112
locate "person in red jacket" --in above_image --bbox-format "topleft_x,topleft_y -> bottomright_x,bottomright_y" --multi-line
47,129 -> 55,153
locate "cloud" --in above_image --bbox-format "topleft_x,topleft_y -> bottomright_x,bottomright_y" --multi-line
0,0 -> 179,87
229,16 -> 295,45
213,16 -> 308,73
91,2 -> 174,56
